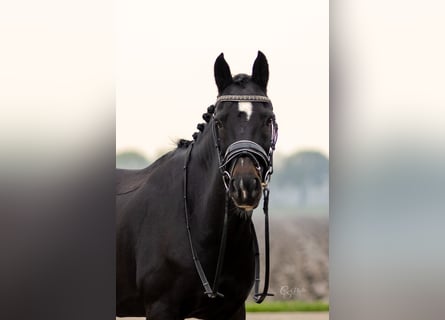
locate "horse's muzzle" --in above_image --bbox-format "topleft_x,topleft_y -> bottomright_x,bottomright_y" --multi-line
229,156 -> 262,211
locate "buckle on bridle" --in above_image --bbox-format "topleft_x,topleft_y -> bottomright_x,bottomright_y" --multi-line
205,291 -> 225,299
221,170 -> 231,191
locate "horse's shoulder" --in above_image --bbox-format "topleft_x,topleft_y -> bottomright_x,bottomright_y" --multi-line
116,167 -> 151,195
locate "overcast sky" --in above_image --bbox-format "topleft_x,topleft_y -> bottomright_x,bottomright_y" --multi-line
116,0 -> 328,159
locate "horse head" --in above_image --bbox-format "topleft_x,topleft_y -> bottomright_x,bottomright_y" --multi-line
213,51 -> 278,211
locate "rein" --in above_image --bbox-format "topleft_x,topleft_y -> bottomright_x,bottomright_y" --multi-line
183,142 -> 227,298
183,94 -> 276,303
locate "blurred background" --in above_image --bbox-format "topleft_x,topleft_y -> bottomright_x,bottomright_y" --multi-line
116,0 -> 329,305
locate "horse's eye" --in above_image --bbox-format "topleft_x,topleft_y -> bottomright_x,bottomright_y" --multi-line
265,117 -> 274,126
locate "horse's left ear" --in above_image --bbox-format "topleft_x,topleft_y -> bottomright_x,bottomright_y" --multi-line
251,51 -> 269,91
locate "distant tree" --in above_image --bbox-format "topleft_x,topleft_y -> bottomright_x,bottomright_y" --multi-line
116,151 -> 150,169
270,151 -> 329,209
275,151 -> 329,188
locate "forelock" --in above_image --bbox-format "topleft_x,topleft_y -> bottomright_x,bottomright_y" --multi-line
232,74 -> 251,87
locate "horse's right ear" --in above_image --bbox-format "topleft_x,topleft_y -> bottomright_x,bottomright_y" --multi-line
214,53 -> 233,93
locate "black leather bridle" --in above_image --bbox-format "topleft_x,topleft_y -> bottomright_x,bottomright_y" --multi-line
213,95 -> 277,188
183,95 -> 277,303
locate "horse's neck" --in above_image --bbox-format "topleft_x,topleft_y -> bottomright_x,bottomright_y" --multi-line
188,130 -> 225,229
187,130 -> 253,246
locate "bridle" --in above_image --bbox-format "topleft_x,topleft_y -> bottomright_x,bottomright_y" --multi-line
212,95 -> 277,190
183,94 -> 277,304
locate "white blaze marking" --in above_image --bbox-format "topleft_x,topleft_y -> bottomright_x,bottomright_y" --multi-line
238,102 -> 253,121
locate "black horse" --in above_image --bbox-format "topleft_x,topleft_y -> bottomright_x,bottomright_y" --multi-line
116,51 -> 278,320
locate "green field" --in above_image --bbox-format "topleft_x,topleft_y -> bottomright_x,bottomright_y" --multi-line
246,301 -> 329,312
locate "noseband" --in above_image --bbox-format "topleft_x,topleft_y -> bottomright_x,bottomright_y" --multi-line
219,140 -> 272,190
183,94 -> 276,304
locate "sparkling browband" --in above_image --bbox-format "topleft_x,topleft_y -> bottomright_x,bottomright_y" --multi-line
216,95 -> 271,104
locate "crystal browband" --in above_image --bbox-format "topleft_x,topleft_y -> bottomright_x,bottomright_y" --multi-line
216,95 -> 271,104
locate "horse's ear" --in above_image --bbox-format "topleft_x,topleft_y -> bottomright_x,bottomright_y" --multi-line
214,53 -> 233,93
251,51 -> 269,91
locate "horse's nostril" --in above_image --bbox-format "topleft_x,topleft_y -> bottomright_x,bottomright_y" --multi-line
253,177 -> 263,190
231,179 -> 237,191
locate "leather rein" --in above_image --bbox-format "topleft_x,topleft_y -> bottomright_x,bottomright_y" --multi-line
183,94 -> 276,303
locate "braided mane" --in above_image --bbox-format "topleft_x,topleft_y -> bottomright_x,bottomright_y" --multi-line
177,104 -> 215,149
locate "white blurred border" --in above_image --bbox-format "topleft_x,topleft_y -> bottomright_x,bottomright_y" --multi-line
0,2 -> 115,320
331,1 -> 445,320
